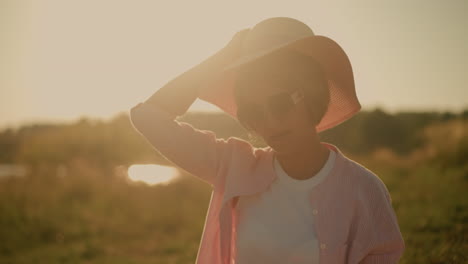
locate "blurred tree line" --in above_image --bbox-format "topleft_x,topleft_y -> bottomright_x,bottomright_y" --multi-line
0,107 -> 466,169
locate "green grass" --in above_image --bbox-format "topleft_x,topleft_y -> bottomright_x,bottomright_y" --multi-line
0,159 -> 211,264
0,156 -> 467,263
358,157 -> 468,264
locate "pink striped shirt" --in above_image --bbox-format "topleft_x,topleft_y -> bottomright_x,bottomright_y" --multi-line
129,102 -> 405,264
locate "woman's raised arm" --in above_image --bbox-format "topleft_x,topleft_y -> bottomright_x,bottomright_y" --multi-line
144,28 -> 250,116
129,29 -> 251,187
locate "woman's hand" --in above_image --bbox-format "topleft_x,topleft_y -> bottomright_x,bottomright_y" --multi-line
218,28 -> 251,67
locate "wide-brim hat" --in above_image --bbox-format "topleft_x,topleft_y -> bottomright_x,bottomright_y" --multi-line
198,17 -> 361,133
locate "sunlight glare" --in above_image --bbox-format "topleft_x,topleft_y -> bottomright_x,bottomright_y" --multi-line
127,164 -> 179,185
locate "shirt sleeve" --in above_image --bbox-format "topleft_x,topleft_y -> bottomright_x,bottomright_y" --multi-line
129,101 -> 236,187
355,172 -> 406,264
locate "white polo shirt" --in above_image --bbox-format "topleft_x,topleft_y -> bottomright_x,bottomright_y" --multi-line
234,148 -> 336,264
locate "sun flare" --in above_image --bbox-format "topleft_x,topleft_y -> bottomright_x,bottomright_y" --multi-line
127,164 -> 179,185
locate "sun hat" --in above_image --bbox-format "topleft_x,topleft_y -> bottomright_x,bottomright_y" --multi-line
198,16 -> 361,133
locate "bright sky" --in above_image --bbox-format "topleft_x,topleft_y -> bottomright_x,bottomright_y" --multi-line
1,0 -> 467,130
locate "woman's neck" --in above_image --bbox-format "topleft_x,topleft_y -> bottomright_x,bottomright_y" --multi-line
274,140 -> 330,180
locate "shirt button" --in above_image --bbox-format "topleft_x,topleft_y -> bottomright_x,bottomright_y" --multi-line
320,243 -> 327,249
312,209 -> 318,215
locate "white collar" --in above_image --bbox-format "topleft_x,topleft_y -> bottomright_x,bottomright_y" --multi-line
273,149 -> 336,190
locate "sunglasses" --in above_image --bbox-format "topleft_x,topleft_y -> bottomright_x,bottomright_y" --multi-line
236,89 -> 304,129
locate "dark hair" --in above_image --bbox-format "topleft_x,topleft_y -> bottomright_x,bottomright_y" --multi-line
234,48 -> 330,133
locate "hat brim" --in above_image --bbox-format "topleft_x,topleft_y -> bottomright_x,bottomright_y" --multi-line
198,35 -> 361,133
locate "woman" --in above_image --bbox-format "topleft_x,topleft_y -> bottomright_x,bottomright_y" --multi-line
130,17 -> 405,264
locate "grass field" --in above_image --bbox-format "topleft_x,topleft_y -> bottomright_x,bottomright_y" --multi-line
0,151 -> 467,263
0,118 -> 467,263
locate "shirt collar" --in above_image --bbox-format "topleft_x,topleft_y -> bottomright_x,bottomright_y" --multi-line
273,148 -> 336,190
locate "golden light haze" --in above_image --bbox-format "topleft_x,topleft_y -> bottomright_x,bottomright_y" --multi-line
1,0 -> 467,130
